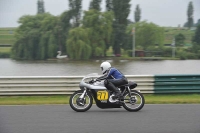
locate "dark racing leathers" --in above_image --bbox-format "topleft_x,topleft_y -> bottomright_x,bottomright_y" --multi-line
96,67 -> 128,97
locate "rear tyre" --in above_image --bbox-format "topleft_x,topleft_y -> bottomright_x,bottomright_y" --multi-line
122,90 -> 145,112
69,90 -> 93,112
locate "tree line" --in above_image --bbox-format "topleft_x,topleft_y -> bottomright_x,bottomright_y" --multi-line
11,0 -> 200,60
184,1 -> 200,28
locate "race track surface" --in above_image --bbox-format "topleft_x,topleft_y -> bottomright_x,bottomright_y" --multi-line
0,104 -> 200,133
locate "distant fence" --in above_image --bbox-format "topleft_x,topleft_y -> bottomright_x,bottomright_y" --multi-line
0,74 -> 200,96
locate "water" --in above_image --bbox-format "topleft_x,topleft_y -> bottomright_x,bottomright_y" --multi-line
0,58 -> 200,76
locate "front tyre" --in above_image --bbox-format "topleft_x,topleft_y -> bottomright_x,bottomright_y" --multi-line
69,90 -> 93,112
122,90 -> 145,112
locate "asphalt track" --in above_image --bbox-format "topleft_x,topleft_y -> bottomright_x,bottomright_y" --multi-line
0,104 -> 200,133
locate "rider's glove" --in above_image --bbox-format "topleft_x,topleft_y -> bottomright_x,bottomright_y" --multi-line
89,79 -> 95,84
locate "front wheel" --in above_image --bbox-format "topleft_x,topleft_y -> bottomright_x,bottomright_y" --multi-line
69,90 -> 93,112
122,90 -> 145,112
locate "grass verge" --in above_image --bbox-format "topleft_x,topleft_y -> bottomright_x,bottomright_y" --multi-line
0,96 -> 70,105
0,94 -> 200,105
0,47 -> 11,53
145,94 -> 200,104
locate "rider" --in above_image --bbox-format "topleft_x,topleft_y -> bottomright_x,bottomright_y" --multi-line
94,61 -> 128,99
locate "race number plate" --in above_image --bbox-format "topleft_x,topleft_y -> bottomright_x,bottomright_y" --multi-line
97,91 -> 109,100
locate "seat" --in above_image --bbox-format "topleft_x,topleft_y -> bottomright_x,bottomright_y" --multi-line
118,81 -> 137,89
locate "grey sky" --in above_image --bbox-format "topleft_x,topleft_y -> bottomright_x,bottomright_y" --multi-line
0,0 -> 199,27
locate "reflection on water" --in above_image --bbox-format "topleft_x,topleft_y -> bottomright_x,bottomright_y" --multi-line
0,58 -> 200,76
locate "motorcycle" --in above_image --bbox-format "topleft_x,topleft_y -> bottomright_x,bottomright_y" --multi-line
69,73 -> 145,112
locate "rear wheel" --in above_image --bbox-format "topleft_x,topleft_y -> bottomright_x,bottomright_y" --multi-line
122,90 -> 145,112
69,90 -> 93,112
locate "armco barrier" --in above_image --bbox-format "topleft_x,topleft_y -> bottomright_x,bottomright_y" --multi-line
154,74 -> 200,93
0,75 -> 154,95
0,74 -> 200,96
0,76 -> 82,95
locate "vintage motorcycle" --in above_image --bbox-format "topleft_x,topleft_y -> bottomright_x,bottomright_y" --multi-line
69,73 -> 145,112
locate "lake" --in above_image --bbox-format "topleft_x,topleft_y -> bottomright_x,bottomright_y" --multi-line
0,59 -> 200,76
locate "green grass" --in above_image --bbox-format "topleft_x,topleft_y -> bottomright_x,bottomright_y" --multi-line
0,94 -> 200,105
0,30 -> 15,34
164,27 -> 195,44
0,39 -> 15,45
0,35 -> 15,39
0,29 -> 14,53
0,96 -> 70,105
145,94 -> 200,104
0,27 -> 16,45
0,47 -> 11,53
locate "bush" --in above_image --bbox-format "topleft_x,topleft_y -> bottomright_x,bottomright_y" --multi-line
176,48 -> 197,60
162,47 -> 172,57
0,52 -> 10,58
126,50 -> 133,57
187,52 -> 197,59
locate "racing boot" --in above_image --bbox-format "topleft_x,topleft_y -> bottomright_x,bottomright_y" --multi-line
112,87 -> 121,99
108,82 -> 121,99
104,80 -> 121,99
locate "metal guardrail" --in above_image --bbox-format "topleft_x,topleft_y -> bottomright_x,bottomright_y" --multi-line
0,75 -> 154,95
154,74 -> 200,93
1,74 -> 200,96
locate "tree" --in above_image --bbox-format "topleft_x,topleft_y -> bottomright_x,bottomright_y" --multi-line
187,1 -> 194,29
134,4 -> 141,23
66,27 -> 91,60
37,0 -> 45,14
126,21 -> 164,51
82,10 -> 114,57
193,24 -> 200,44
68,0 -> 82,27
89,0 -> 102,11
191,25 -> 200,58
12,14 -> 51,60
175,33 -> 185,47
53,18 -> 66,54
59,10 -> 73,54
195,19 -> 200,27
12,1 -> 71,60
112,0 -> 131,55
40,14 -> 58,59
12,12 -> 72,60
106,0 -> 113,11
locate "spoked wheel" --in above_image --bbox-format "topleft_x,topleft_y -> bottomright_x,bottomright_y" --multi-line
69,90 -> 93,112
122,90 -> 145,112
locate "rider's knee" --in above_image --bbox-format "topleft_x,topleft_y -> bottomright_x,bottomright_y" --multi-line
104,79 -> 109,86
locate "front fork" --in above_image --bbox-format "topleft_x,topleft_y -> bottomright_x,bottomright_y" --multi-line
77,88 -> 87,106
79,88 -> 87,99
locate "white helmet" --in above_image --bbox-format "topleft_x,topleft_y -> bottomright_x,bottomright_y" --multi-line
100,61 -> 111,74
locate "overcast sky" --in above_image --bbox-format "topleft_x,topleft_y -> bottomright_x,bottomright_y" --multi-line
0,0 -> 199,27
